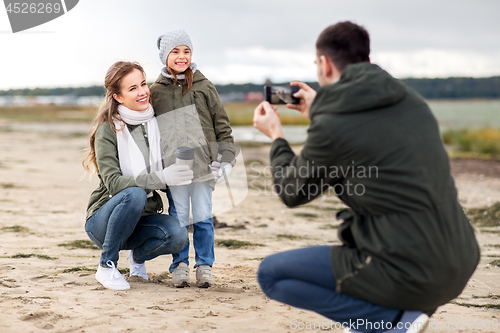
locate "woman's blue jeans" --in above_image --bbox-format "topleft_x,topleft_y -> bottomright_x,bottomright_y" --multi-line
166,180 -> 214,272
258,246 -> 402,333
85,187 -> 188,267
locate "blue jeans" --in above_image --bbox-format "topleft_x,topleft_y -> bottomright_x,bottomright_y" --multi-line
85,187 -> 188,267
166,180 -> 214,272
258,246 -> 401,333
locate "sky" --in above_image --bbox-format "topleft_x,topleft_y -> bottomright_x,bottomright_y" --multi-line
1,0 -> 499,90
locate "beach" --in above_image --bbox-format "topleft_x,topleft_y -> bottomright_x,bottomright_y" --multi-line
0,119 -> 499,333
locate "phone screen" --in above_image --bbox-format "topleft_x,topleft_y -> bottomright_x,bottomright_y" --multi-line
264,85 -> 300,105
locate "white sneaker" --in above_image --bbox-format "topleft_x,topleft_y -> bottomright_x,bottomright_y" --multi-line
128,250 -> 148,280
172,262 -> 190,287
387,311 -> 429,333
196,265 -> 215,288
95,260 -> 130,290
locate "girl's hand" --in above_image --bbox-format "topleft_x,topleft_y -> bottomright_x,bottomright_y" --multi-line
210,154 -> 222,181
217,162 -> 232,184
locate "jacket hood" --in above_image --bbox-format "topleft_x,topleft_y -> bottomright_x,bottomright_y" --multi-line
154,67 -> 207,85
311,62 -> 406,116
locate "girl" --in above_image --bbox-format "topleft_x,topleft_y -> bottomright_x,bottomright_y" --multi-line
83,61 -> 193,290
150,29 -> 236,288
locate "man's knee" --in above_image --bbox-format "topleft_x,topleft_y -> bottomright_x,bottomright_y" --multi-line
257,255 -> 277,296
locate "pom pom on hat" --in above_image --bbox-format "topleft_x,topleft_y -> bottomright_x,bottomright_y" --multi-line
157,29 -> 193,66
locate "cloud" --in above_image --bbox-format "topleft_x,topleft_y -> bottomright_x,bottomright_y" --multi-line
372,49 -> 500,78
202,48 -> 317,84
201,47 -> 500,84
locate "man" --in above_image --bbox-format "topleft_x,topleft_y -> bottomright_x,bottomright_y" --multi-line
253,21 -> 479,333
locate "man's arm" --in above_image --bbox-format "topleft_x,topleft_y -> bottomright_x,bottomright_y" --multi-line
253,101 -> 341,207
270,118 -> 340,207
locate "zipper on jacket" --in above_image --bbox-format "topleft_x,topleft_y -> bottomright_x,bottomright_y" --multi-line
335,255 -> 372,293
140,124 -> 149,148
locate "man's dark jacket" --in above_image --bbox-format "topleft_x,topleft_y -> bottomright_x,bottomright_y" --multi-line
270,62 -> 480,313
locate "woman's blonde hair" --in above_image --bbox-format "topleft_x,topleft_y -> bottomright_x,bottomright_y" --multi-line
82,61 -> 146,173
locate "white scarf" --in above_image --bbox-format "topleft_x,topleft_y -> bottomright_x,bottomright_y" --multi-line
161,63 -> 197,80
114,104 -> 162,197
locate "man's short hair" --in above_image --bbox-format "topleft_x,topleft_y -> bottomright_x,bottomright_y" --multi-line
316,21 -> 370,71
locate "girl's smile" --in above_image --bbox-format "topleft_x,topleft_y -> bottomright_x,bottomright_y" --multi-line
167,45 -> 192,74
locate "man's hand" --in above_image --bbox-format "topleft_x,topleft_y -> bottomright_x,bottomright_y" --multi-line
286,81 -> 317,120
253,101 -> 284,141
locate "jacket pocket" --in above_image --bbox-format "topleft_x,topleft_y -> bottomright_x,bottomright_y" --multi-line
199,137 -> 212,161
153,191 -> 164,214
192,92 -> 213,128
334,209 -> 373,293
335,254 -> 372,293
336,209 -> 356,247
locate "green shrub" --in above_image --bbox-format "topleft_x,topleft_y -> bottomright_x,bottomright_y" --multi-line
465,202 -> 500,227
215,239 -> 264,248
442,128 -> 500,155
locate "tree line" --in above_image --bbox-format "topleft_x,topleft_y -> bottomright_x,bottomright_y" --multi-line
1,77 -> 499,99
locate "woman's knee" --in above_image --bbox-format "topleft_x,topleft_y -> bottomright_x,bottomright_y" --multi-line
86,231 -> 103,249
160,217 -> 188,253
170,225 -> 188,253
121,187 -> 147,211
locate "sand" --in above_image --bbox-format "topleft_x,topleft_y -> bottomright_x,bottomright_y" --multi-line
0,119 -> 499,333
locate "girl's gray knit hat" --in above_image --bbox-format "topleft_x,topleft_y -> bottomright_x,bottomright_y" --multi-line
157,29 -> 193,66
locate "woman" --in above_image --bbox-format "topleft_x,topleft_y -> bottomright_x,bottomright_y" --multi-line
82,61 -> 192,290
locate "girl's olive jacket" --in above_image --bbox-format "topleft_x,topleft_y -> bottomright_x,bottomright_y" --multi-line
86,122 -> 164,220
270,62 -> 480,314
150,70 -> 236,184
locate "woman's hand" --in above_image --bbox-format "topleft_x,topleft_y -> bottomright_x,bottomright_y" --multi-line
253,101 -> 285,141
159,164 -> 193,186
286,81 -> 317,120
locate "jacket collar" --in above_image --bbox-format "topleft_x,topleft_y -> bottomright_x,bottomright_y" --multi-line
311,62 -> 407,117
161,63 -> 198,80
154,67 -> 207,86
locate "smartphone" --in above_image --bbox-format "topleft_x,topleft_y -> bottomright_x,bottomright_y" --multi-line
264,85 -> 300,105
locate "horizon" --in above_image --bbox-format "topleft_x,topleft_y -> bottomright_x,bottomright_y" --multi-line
1,74 -> 500,93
